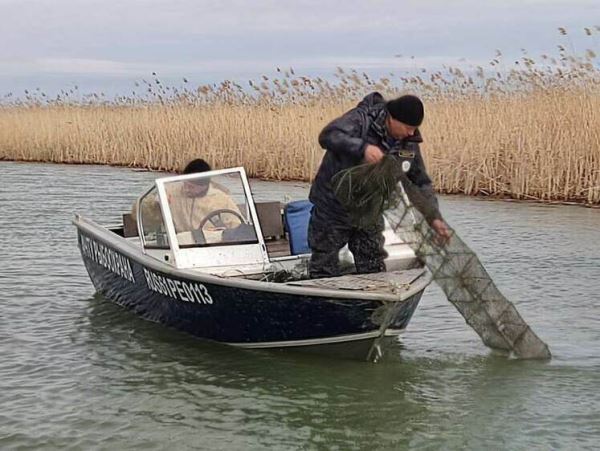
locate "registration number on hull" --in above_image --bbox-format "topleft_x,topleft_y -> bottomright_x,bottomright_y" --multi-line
143,268 -> 214,305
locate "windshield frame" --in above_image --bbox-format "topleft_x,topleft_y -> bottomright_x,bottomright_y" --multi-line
153,167 -> 269,270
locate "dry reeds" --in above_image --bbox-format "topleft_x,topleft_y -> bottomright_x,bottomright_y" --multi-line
1,28 -> 599,204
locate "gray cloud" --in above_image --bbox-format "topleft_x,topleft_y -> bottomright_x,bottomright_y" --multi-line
1,0 -> 598,94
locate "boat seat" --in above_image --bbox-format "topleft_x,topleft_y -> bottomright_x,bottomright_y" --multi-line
123,213 -> 138,237
254,201 -> 291,258
254,201 -> 284,240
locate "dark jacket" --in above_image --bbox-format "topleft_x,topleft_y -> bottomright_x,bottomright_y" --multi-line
309,92 -> 442,223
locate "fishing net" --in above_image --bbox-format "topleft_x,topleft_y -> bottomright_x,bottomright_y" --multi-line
333,155 -> 551,359
332,157 -> 402,229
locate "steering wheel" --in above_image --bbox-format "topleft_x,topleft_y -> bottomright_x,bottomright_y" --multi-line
197,208 -> 247,230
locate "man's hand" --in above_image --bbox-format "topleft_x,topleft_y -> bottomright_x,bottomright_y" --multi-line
364,145 -> 384,164
431,218 -> 452,246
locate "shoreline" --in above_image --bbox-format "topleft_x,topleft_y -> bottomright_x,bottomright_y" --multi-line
2,89 -> 599,206
3,158 -> 598,209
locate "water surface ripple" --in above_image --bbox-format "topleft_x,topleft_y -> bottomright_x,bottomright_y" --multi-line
1,162 -> 599,450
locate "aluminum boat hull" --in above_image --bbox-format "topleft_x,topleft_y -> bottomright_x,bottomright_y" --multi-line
75,216 -> 428,360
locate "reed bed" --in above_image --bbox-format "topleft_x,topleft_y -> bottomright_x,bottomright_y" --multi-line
1,28 -> 599,204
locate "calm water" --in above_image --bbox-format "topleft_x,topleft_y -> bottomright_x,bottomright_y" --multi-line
1,162 -> 599,450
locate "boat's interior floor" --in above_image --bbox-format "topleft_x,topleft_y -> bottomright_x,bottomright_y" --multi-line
285,268 -> 425,294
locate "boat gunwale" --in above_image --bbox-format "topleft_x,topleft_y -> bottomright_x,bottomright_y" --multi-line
73,214 -> 432,302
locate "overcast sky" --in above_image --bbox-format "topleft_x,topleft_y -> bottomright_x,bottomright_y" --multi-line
1,0 -> 599,96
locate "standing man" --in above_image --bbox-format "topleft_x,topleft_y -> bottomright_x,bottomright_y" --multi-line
308,92 -> 450,279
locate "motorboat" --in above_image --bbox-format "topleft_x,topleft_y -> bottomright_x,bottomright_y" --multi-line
74,167 -> 432,361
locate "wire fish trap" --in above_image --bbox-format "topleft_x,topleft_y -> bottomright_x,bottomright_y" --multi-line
333,157 -> 551,360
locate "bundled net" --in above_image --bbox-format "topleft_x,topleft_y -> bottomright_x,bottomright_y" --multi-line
333,155 -> 551,359
332,158 -> 402,229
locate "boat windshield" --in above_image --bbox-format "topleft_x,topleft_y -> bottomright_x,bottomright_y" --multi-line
162,171 -> 258,248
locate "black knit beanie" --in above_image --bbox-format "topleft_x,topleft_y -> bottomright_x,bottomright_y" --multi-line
386,95 -> 424,126
183,158 -> 212,174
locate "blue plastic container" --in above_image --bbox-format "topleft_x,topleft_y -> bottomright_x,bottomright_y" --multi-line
284,200 -> 313,255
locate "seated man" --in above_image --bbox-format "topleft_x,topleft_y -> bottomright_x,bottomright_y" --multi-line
167,168 -> 244,244
133,159 -> 247,245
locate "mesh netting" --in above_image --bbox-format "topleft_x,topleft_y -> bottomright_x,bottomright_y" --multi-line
334,156 -> 551,360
